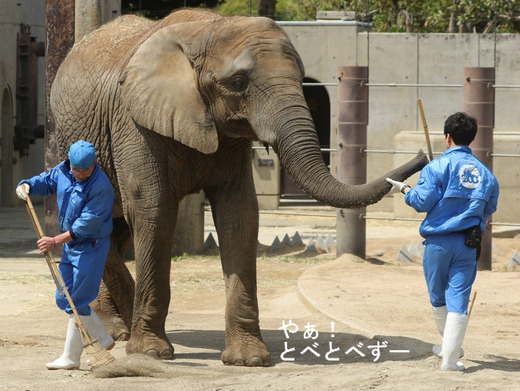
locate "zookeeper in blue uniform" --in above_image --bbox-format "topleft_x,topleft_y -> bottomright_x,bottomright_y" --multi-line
386,112 -> 499,371
16,140 -> 116,370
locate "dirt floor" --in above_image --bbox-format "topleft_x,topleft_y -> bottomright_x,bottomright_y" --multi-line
0,205 -> 519,390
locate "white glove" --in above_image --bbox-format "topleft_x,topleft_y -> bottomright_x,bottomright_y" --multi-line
16,183 -> 30,201
386,178 -> 408,195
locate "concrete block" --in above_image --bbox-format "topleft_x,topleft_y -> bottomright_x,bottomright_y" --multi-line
282,233 -> 292,246
325,234 -> 336,249
252,142 -> 280,210
203,232 -> 218,250
269,236 -> 283,252
305,240 -> 318,253
316,236 -> 330,253
507,250 -> 520,269
408,241 -> 424,258
291,231 -> 304,247
396,244 -> 415,263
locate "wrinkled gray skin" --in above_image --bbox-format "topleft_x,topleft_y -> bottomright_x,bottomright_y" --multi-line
50,9 -> 428,366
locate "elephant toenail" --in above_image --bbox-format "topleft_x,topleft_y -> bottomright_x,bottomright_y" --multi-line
246,357 -> 264,367
160,350 -> 174,360
145,349 -> 158,358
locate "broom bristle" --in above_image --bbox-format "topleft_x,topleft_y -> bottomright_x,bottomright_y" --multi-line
78,325 -> 116,369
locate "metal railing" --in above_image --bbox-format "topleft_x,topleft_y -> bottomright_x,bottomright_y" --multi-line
252,209 -> 520,227
302,81 -> 520,89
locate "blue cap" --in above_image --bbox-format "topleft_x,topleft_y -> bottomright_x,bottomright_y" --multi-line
69,140 -> 96,169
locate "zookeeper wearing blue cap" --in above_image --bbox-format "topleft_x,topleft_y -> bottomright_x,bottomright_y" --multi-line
386,112 -> 499,372
16,140 -> 116,370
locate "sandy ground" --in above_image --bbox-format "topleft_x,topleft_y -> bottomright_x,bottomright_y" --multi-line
0,205 -> 519,390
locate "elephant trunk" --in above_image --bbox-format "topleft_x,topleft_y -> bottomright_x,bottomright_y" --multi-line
272,108 -> 429,209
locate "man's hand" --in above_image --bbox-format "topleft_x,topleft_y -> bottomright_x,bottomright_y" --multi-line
37,236 -> 57,254
386,178 -> 410,195
16,183 -> 30,200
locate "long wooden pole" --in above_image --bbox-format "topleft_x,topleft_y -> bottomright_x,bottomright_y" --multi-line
23,188 -> 115,368
22,189 -> 110,354
468,290 -> 477,317
417,98 -> 434,161
23,189 -> 86,324
23,191 -> 63,296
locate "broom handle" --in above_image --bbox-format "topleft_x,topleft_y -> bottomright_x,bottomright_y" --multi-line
23,191 -> 63,296
23,188 -> 87,330
468,290 -> 477,317
417,98 -> 434,161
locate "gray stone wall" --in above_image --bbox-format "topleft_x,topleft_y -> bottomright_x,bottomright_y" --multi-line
273,22 -> 520,223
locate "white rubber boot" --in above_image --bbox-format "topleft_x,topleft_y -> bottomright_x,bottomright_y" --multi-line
431,305 -> 447,357
46,315 -> 84,370
440,312 -> 469,371
431,306 -> 464,358
86,310 -> 115,350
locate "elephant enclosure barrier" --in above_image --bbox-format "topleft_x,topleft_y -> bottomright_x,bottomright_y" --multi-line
250,66 -> 520,271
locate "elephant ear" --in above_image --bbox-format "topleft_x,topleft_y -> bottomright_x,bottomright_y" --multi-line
120,25 -> 218,154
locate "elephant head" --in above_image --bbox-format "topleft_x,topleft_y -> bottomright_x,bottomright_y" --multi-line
119,13 -> 427,208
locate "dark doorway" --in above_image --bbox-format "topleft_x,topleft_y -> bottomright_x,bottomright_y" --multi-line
280,77 -> 331,199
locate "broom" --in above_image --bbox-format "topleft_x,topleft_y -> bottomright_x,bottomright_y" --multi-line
23,188 -> 115,370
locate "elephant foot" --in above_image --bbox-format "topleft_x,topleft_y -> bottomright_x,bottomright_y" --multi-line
126,318 -> 174,360
221,336 -> 271,367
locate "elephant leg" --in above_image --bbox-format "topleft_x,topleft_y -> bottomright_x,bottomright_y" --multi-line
206,180 -> 270,367
92,217 -> 134,341
91,281 -> 129,341
124,205 -> 176,359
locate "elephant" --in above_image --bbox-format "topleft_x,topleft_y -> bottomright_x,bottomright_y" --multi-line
49,8 -> 428,366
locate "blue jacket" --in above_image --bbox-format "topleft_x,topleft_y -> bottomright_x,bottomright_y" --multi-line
405,146 -> 499,238
20,160 -> 114,241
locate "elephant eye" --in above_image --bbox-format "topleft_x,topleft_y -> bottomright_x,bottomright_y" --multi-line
227,74 -> 248,93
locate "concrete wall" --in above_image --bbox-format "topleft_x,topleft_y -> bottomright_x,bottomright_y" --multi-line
267,23 -> 520,224
359,33 -> 520,218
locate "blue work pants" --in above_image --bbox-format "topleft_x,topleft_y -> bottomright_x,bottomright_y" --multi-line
422,232 -> 477,315
56,237 -> 110,316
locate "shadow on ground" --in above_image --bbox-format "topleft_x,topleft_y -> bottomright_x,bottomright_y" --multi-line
166,329 -> 432,366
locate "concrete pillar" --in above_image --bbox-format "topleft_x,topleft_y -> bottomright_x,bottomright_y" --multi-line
336,66 -> 368,259
75,0 -> 101,42
75,0 -> 120,41
44,0 -> 75,245
462,67 -> 495,271
172,192 -> 205,256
